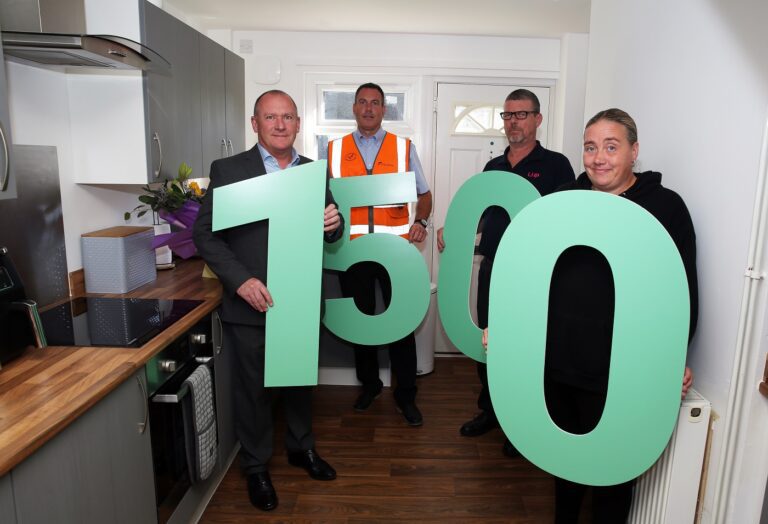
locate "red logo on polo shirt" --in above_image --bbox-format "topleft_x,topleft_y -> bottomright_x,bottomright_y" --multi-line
528,171 -> 541,179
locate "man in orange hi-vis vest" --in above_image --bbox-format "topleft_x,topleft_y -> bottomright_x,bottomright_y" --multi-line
326,82 -> 432,426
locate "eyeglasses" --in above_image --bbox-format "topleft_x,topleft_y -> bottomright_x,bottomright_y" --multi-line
499,110 -> 538,120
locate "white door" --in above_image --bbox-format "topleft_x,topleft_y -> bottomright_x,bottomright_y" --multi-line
431,82 -> 550,353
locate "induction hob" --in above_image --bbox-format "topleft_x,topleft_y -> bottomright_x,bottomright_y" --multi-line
39,297 -> 204,348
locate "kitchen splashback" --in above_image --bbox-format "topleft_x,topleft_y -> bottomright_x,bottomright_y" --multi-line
0,145 -> 67,306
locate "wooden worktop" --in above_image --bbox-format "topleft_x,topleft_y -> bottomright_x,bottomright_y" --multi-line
0,258 -> 222,476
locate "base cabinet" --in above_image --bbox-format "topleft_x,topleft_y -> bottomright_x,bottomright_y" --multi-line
0,474 -> 16,524
10,370 -> 156,524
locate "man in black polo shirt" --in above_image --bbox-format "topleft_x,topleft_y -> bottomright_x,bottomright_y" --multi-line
438,89 -> 575,456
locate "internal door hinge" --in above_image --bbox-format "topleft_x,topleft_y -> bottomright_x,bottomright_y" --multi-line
745,267 -> 765,280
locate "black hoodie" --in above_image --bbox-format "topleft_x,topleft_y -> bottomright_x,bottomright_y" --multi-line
544,171 -> 698,392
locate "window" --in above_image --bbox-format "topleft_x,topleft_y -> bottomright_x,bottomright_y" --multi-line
453,104 -> 505,136
304,75 -> 418,159
321,91 -> 406,122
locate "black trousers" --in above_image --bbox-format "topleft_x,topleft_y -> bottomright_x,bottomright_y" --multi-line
339,261 -> 417,404
475,258 -> 495,415
224,322 -> 315,474
545,379 -> 634,524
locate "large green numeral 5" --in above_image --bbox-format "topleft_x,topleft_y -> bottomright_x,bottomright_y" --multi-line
437,171 -> 540,362
323,173 -> 430,345
487,191 -> 690,485
212,161 -> 327,387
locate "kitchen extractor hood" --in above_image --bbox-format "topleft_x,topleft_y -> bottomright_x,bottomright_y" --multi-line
1,32 -> 170,72
0,0 -> 169,72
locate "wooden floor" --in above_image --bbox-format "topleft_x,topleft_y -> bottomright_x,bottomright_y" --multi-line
201,355 -> 590,523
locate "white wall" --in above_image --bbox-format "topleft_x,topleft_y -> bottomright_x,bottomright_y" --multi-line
585,1 -> 768,521
228,30 -> 585,168
6,62 -> 150,273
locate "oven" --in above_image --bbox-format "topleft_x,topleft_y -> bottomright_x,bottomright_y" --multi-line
146,310 -> 219,524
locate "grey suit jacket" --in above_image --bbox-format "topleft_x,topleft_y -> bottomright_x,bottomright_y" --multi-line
193,145 -> 343,325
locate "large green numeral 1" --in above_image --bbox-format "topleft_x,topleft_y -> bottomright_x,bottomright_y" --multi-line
323,172 -> 430,345
212,161 -> 327,387
437,171 -> 540,362
487,191 -> 690,485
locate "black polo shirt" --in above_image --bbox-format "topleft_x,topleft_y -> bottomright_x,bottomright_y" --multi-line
478,141 -> 575,260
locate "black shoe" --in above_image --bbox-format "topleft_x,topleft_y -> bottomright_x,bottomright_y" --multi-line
353,388 -> 382,411
503,438 -> 521,458
246,471 -> 278,511
396,401 -> 423,426
288,449 -> 337,480
460,411 -> 500,437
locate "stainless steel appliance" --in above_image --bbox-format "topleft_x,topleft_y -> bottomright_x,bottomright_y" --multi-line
146,312 -> 217,524
0,0 -> 170,72
39,296 -> 203,348
0,246 -> 45,366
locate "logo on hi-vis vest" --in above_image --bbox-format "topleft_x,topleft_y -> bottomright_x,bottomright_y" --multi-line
377,160 -> 395,169
345,152 -> 357,161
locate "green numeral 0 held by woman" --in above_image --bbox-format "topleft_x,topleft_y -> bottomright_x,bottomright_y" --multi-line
487,191 -> 690,485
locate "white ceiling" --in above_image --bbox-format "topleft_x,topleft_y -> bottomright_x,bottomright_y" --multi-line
163,0 -> 591,38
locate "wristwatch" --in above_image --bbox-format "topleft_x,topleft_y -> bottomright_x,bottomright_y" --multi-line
416,218 -> 428,228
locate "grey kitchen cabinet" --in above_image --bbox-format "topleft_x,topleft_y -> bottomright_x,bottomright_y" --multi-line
143,1 -> 202,183
224,48 -> 245,157
200,34 -> 227,177
0,20 -> 16,201
0,474 -> 16,524
11,370 -> 156,524
212,309 -> 237,471
200,36 -> 245,177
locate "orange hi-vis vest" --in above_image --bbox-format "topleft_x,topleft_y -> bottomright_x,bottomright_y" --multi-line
328,132 -> 411,239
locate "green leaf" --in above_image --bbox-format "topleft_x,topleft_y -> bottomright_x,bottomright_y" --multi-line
138,195 -> 156,205
124,212 -> 131,221
137,209 -> 148,218
178,162 -> 192,180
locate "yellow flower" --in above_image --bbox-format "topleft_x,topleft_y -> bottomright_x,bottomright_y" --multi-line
188,181 -> 203,196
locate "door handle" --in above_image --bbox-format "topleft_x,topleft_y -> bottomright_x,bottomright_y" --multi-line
221,138 -> 227,158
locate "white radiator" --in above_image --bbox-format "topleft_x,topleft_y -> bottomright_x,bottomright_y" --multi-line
628,388 -> 711,524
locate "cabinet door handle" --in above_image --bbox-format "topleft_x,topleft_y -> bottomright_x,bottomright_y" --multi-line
227,139 -> 234,156
152,132 -> 163,179
221,138 -> 227,158
0,122 -> 9,192
136,376 -> 148,434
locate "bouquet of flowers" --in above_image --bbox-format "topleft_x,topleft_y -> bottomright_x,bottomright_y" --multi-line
125,162 -> 204,259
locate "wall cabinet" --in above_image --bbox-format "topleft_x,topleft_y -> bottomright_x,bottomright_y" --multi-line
143,1 -> 202,182
0,21 -> 16,201
200,37 -> 245,176
143,2 -> 244,183
10,370 -> 156,524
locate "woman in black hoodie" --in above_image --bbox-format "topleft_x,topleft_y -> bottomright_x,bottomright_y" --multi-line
483,108 -> 698,523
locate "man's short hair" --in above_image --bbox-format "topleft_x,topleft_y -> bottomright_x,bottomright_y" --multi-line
505,89 -> 541,113
253,90 -> 298,116
354,83 -> 385,105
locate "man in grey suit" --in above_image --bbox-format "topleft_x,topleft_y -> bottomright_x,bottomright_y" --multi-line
193,90 -> 343,512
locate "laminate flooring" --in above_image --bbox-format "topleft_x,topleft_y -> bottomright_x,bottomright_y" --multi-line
200,355 -> 591,523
